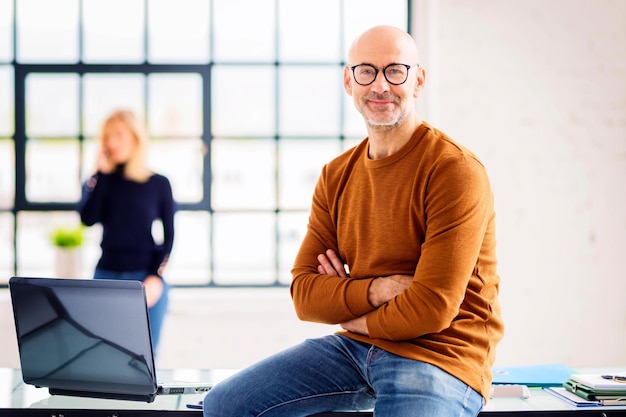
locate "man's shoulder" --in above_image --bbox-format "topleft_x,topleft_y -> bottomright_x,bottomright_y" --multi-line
419,122 -> 483,165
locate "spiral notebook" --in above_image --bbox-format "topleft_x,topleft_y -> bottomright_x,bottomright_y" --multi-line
9,276 -> 212,402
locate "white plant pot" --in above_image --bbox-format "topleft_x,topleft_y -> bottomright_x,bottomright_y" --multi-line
55,247 -> 82,278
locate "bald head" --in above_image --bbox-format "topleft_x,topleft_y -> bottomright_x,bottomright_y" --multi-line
348,25 -> 419,66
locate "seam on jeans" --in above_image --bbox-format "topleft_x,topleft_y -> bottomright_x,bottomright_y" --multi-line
256,390 -> 365,417
364,344 -> 381,386
458,385 -> 480,417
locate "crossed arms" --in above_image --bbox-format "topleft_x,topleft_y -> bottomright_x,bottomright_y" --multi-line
317,248 -> 412,336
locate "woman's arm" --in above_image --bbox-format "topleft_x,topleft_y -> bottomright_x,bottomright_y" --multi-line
78,172 -> 111,226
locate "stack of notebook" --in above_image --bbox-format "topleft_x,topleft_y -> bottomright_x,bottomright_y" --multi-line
546,373 -> 626,407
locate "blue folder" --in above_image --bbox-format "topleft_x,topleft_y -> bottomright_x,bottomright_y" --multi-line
492,363 -> 573,387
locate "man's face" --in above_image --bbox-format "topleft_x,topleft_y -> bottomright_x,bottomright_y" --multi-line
344,31 -> 423,130
349,63 -> 416,128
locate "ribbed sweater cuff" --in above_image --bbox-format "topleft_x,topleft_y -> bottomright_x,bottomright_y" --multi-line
345,278 -> 376,317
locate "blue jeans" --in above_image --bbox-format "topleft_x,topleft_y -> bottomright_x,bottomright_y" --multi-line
203,334 -> 483,417
93,268 -> 169,355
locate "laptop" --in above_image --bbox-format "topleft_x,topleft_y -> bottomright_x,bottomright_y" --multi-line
9,276 -> 212,403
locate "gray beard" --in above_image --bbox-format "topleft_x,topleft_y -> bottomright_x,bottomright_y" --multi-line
363,108 -> 408,131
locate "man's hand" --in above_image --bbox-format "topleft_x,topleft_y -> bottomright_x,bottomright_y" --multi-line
368,274 -> 413,307
317,249 -> 348,277
341,316 -> 368,335
340,275 -> 413,336
316,249 -> 413,336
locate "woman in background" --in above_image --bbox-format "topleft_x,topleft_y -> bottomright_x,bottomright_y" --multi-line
79,109 -> 176,355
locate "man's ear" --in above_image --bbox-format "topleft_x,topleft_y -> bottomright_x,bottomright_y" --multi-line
344,66 -> 353,96
414,66 -> 426,98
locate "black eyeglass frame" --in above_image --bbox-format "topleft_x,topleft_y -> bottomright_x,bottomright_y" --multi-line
349,63 -> 418,86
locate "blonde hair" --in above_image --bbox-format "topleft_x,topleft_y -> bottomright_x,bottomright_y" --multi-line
98,109 -> 151,182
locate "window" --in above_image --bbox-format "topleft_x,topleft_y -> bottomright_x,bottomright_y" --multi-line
1,0 -> 410,286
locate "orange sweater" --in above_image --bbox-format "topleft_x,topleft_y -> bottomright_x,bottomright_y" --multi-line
291,122 -> 504,400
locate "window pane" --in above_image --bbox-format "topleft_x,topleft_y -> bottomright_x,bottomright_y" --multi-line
0,66 -> 13,136
212,139 -> 275,210
278,139 -> 341,210
81,138 -> 98,181
0,0 -> 13,62
17,211 -> 54,276
342,0 -> 407,55
148,0 -> 210,64
343,137 -> 363,151
149,138 -> 205,203
166,211 -> 211,284
277,211 -> 308,284
278,0 -> 341,62
343,94 -> 367,138
0,212 -> 13,283
213,212 -> 275,285
83,73 -> 145,137
25,139 -> 80,202
26,73 -> 79,137
16,0 -> 78,63
78,222 -> 102,277
279,66 -> 342,136
0,139 -> 14,208
82,0 -> 144,63
148,73 -> 203,137
212,66 -> 275,136
214,0 -> 275,62
16,211 -> 88,278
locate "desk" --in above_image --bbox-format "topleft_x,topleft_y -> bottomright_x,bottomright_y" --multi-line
2,368 -> 626,416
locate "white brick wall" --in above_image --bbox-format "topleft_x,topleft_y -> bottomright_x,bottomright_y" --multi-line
417,0 -> 626,367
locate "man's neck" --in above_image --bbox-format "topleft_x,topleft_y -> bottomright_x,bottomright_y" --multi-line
367,116 -> 422,160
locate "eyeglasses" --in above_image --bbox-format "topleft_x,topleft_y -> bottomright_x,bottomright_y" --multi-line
350,63 -> 418,86
602,375 -> 626,383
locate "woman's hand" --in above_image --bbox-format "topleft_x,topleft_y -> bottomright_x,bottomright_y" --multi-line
143,274 -> 164,308
96,149 -> 115,174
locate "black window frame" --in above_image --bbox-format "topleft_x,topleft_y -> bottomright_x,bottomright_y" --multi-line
2,0 -> 412,288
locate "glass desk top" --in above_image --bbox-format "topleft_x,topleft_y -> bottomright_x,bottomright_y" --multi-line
1,368 -> 234,414
2,368 -> 626,416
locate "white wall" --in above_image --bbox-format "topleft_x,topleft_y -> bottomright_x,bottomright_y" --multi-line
414,0 -> 626,367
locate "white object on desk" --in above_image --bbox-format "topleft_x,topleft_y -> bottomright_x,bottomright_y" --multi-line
570,373 -> 626,390
490,385 -> 531,399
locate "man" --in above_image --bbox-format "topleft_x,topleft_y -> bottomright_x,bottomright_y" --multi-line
203,25 -> 504,417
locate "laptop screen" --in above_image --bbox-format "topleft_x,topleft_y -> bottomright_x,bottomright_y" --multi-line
9,277 -> 158,398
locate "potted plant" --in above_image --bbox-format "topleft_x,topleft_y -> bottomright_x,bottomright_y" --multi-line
50,225 -> 85,278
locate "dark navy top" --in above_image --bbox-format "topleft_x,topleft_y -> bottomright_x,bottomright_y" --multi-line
79,171 -> 176,277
